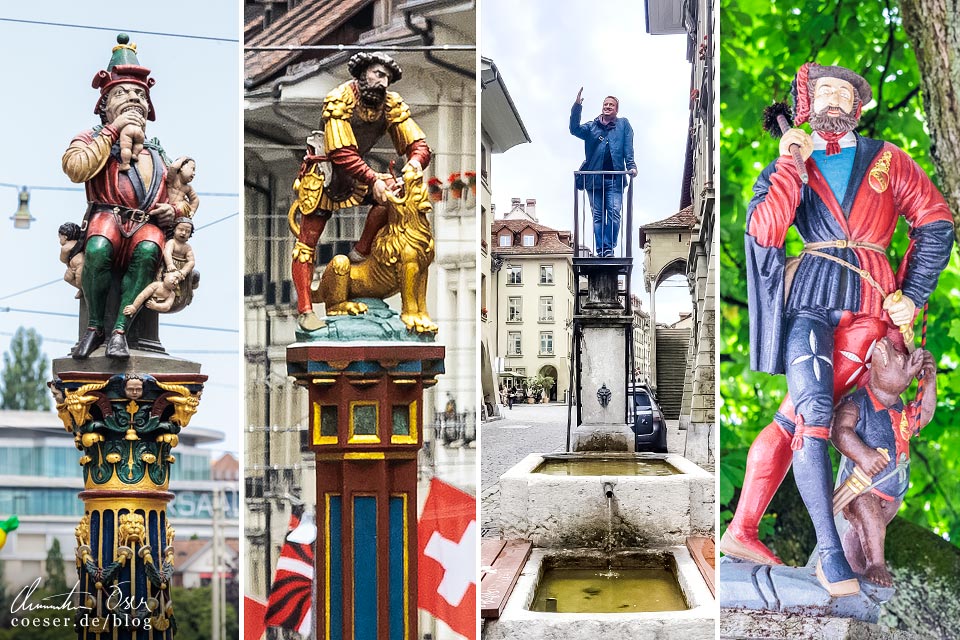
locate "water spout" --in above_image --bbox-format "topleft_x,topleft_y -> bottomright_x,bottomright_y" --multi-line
602,481 -> 615,498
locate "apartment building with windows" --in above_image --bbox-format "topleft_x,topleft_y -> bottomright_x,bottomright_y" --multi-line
491,200 -> 573,402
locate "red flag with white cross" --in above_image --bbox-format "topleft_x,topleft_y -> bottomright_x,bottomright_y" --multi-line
418,478 -> 477,639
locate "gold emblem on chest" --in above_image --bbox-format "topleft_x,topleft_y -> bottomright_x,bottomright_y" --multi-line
868,151 -> 892,194
898,411 -> 911,441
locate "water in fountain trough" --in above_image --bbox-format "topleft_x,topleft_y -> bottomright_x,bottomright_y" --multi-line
530,567 -> 689,613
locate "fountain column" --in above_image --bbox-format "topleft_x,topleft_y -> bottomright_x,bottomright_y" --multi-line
52,361 -> 205,638
572,261 -> 635,451
287,342 -> 444,640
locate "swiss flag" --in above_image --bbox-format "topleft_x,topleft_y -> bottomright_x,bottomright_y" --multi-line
243,596 -> 267,640
418,478 -> 477,639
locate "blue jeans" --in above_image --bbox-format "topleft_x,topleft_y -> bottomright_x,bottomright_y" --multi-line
587,176 -> 622,257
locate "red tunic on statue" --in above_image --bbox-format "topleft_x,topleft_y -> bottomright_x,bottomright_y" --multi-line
75,129 -> 169,268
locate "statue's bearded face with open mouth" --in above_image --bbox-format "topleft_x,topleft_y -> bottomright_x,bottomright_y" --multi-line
102,83 -> 150,130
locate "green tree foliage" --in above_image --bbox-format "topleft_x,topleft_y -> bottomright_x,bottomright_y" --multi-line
43,540 -> 68,596
0,327 -> 50,411
171,586 -> 239,640
720,0 -> 960,548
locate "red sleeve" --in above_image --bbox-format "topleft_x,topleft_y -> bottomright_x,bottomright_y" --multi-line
329,146 -> 378,185
890,144 -> 952,230
747,156 -> 804,248
406,140 -> 431,169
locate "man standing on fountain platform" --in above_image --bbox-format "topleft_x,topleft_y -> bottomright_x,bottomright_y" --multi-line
719,62 -> 953,596
569,89 -> 637,257
291,51 -> 431,332
63,35 -> 180,360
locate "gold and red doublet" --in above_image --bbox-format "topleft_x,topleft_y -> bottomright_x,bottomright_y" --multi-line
313,80 -> 430,211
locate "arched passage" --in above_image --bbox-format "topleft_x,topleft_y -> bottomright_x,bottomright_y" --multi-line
538,365 -> 559,402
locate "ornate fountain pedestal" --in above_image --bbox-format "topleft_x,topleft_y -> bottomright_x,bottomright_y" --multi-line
287,341 -> 444,640
52,354 -> 205,639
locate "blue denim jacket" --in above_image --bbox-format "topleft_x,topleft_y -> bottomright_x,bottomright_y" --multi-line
569,102 -> 637,178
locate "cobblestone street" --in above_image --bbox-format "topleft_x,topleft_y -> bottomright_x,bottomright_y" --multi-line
480,403 -> 571,534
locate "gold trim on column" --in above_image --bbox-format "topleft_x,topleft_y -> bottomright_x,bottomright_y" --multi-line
343,452 -> 385,460
391,492 -> 410,640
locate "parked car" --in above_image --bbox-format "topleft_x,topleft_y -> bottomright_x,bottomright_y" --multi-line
629,384 -> 667,453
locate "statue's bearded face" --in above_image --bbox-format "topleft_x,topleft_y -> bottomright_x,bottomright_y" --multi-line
809,77 -> 859,133
103,83 -> 149,126
357,63 -> 390,106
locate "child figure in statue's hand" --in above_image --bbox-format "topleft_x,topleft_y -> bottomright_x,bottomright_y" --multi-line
831,338 -> 937,587
58,222 -> 84,295
166,156 -> 200,216
118,123 -> 145,172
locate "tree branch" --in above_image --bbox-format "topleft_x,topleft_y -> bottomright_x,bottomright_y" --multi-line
890,86 -> 921,112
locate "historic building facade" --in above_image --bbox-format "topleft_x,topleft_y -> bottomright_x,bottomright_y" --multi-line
491,201 -> 574,403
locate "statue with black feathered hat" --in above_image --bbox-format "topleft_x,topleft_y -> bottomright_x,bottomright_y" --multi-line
287,51 -> 432,332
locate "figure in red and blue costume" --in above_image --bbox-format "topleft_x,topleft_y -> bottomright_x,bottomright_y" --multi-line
718,63 -> 953,596
62,35 -> 182,360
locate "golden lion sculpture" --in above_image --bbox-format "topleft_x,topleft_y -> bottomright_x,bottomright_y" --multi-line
314,165 -> 437,334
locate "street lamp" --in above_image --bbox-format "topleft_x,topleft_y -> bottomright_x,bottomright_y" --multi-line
10,187 -> 34,229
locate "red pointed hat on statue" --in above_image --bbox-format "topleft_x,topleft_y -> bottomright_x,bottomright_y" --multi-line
91,33 -> 157,121
790,62 -> 872,125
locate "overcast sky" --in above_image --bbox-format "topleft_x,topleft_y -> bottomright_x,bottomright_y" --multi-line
481,0 -> 694,322
0,2 -> 240,456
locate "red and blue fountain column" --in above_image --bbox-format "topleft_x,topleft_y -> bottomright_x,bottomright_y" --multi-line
287,342 -> 445,640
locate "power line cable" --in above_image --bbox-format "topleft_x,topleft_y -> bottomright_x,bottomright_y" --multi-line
0,279 -> 60,301
0,17 -> 237,43
0,307 -> 238,333
196,212 -> 239,231
0,331 -> 236,355
0,182 -> 237,197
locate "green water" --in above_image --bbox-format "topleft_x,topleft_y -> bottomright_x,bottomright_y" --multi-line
530,567 -> 688,613
534,458 -> 678,476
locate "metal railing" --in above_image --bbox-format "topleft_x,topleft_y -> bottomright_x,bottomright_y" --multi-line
572,171 -> 634,261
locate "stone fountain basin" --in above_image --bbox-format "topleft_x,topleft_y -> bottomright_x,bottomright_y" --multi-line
499,453 -> 713,547
483,547 -> 715,640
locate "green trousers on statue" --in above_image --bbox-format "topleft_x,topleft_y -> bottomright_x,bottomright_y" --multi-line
81,236 -> 161,332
